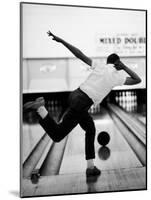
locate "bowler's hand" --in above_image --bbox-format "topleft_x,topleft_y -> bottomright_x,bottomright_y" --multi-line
47,30 -> 62,42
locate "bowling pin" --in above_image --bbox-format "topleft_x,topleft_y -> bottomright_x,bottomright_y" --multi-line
134,91 -> 137,111
121,91 -> 123,107
123,91 -> 126,109
119,92 -> 121,106
120,92 -> 123,108
129,91 -> 131,112
51,100 -> 54,114
115,92 -> 118,103
132,91 -> 134,112
121,91 -> 123,108
125,91 -> 127,111
127,91 -> 130,112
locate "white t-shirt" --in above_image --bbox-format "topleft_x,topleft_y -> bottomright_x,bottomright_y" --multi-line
80,61 -> 126,105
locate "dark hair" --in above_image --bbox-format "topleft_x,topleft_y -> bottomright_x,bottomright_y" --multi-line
107,53 -> 120,64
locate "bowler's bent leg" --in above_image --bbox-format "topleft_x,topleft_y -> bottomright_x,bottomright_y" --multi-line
39,108 -> 79,142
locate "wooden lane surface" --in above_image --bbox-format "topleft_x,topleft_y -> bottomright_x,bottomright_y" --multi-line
131,113 -> 146,126
109,104 -> 146,142
22,124 -> 45,163
110,112 -> 146,166
21,167 -> 146,197
40,136 -> 68,176
59,109 -> 142,175
23,133 -> 51,178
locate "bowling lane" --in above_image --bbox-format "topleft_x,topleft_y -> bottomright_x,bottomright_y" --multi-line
131,112 -> 146,125
59,107 -> 142,175
121,98 -> 146,126
94,112 -> 142,170
22,124 -> 45,163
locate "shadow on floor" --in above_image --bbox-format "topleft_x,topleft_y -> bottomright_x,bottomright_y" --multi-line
9,190 -> 19,197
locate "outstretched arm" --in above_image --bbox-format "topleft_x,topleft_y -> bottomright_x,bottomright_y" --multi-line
47,30 -> 92,66
115,60 -> 141,85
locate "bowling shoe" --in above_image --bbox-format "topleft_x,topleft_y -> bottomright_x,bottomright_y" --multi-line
86,166 -> 101,177
23,97 -> 45,111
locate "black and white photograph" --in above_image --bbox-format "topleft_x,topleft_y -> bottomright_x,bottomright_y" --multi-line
20,2 -> 147,197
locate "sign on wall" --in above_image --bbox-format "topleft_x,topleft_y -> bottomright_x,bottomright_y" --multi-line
96,33 -> 146,57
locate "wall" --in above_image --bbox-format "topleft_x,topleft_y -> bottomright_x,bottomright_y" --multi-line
22,4 -> 146,92
23,57 -> 145,93
22,4 -> 146,58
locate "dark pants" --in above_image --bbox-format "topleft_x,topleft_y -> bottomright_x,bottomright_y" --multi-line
39,88 -> 95,160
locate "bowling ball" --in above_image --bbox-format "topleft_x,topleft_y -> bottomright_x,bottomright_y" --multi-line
97,131 -> 110,146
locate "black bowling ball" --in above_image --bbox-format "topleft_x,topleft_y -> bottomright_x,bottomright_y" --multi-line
97,131 -> 110,146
